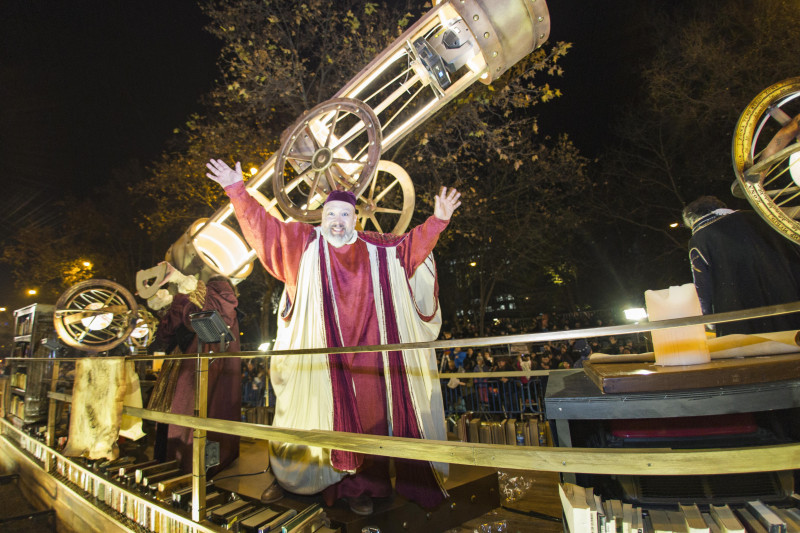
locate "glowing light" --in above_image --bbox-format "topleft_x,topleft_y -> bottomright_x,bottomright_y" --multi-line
258,342 -> 272,352
0,307 -> 6,312
27,289 -> 37,296
249,167 -> 259,175
381,98 -> 438,147
130,319 -> 150,339
469,261 -> 477,267
348,48 -> 409,99
790,151 -> 800,186
82,261 -> 93,268
624,308 -> 648,321
669,222 -> 679,228
247,165 -> 275,192
81,302 -> 113,331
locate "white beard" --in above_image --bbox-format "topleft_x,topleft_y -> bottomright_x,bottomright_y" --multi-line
321,227 -> 357,248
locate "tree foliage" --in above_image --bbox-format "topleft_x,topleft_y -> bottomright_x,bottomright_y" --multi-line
593,0 -> 800,300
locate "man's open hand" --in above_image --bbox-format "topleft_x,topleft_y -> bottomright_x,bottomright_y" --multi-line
206,159 -> 244,188
434,187 -> 461,221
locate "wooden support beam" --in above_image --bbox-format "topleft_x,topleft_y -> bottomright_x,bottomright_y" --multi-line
124,406 -> 800,476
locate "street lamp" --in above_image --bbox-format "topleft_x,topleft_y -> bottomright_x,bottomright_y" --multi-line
26,289 -> 37,296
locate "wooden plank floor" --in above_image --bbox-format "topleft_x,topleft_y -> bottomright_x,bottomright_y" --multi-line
453,469 -> 563,533
217,439 -> 565,532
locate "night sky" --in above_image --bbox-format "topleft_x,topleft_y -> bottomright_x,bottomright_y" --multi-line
0,0 -> 644,307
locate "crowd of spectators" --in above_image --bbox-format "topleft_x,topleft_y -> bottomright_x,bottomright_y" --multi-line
437,310 -> 648,375
241,358 -> 268,407
436,311 -> 648,416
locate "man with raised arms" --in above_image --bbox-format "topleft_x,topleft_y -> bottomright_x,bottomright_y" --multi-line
206,159 -> 460,515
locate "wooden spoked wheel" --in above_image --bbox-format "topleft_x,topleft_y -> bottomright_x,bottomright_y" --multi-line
54,279 -> 138,352
732,77 -> 800,243
273,98 -> 382,222
356,160 -> 415,235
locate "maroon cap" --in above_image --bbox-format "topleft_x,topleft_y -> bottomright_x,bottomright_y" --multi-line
325,190 -> 357,207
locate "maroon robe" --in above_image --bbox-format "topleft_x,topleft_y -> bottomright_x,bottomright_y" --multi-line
226,182 -> 448,508
155,279 -> 242,476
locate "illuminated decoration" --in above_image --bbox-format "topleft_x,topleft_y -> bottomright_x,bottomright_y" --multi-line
138,0 -> 550,298
130,320 -> 150,338
54,279 -> 138,353
128,307 -> 158,351
80,302 -> 113,331
790,151 -> 800,186
164,218 -> 254,285
732,77 -> 800,243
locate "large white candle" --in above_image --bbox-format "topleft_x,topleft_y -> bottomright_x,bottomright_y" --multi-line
644,284 -> 711,366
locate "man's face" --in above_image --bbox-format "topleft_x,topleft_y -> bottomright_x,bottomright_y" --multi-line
321,200 -> 356,247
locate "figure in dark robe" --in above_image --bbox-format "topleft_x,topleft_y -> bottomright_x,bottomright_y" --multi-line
148,276 -> 242,477
682,196 -> 800,336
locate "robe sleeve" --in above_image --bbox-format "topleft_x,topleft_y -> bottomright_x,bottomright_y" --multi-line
397,215 -> 449,278
689,241 -> 713,315
152,293 -> 190,351
225,181 -> 312,285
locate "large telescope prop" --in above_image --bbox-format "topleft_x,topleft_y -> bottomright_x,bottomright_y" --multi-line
54,0 -> 551,352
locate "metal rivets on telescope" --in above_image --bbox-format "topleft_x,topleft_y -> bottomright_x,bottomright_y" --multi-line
473,14 -> 479,21
538,16 -> 544,22
492,51 -> 498,57
483,32 -> 490,39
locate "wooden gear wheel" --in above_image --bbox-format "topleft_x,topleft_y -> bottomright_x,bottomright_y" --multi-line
273,98 -> 382,222
732,77 -> 800,243
54,279 -> 138,352
357,160 -> 415,235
